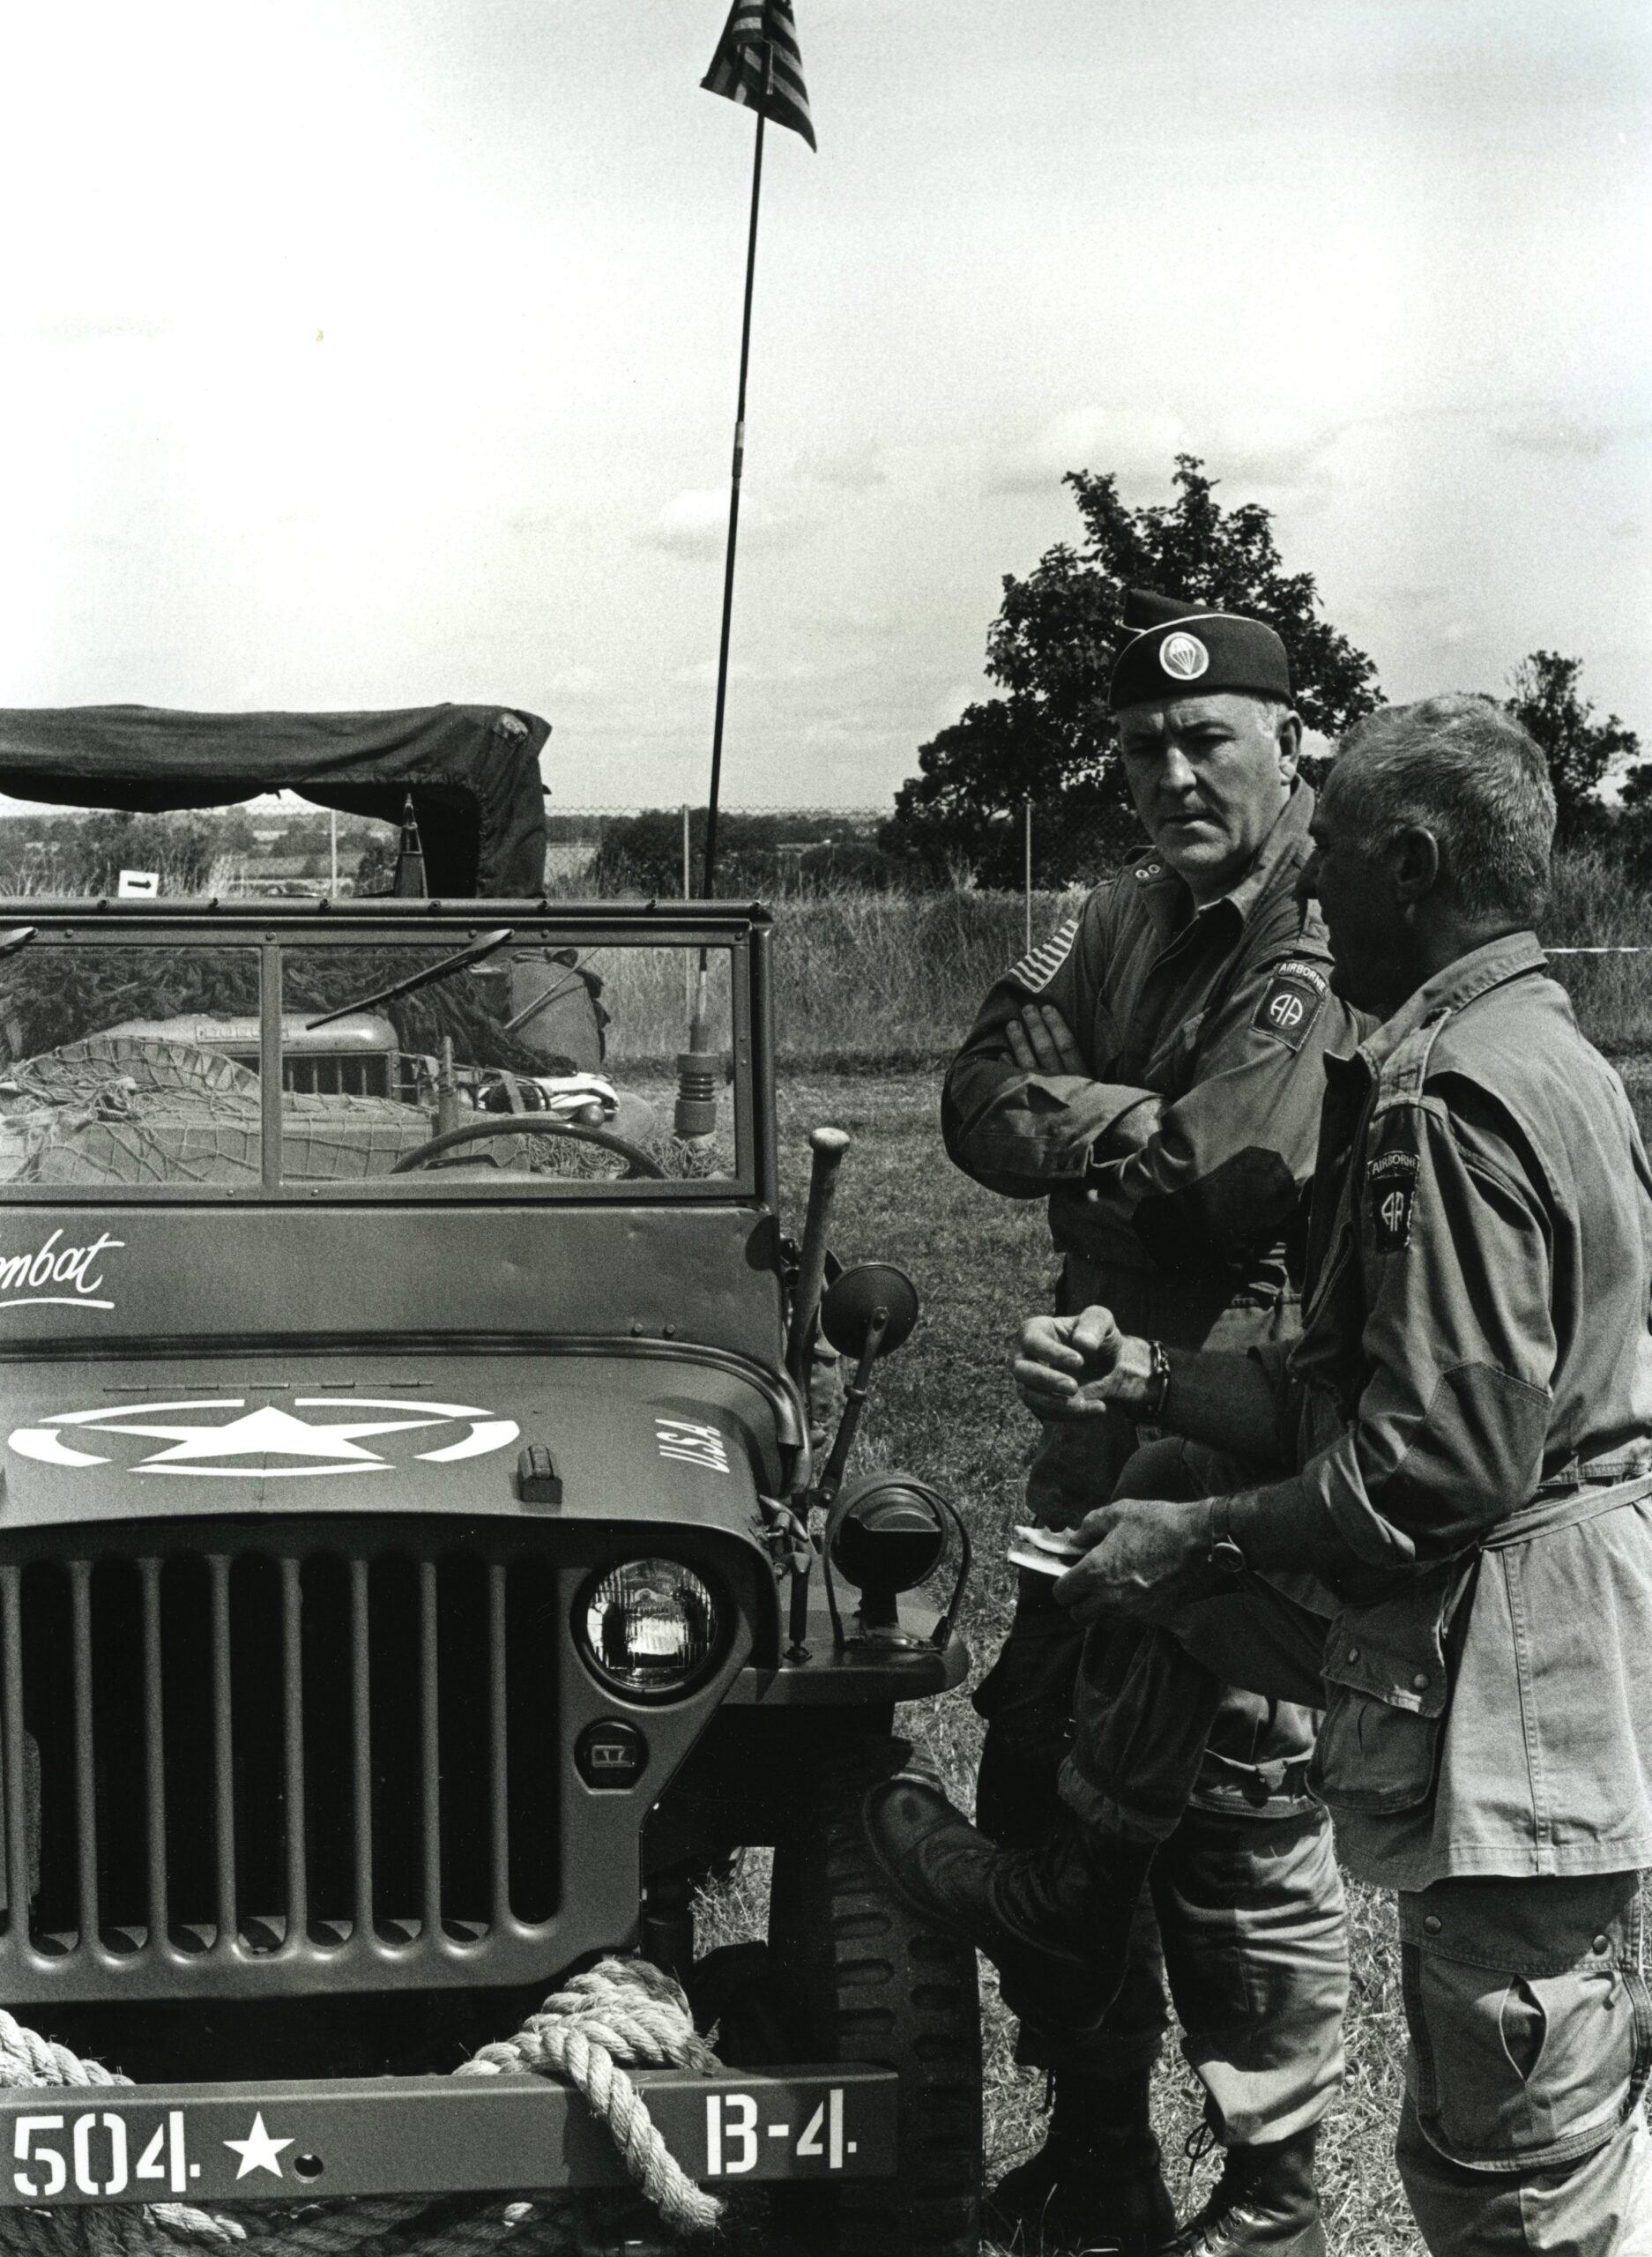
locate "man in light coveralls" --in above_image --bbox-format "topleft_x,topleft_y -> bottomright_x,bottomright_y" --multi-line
943,590 -> 1363,2253
882,695 -> 1652,2257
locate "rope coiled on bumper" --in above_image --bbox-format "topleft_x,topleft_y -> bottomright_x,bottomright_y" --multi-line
0,1956 -> 722,2254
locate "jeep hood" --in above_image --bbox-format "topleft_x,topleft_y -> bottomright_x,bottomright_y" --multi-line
0,1349 -> 785,1534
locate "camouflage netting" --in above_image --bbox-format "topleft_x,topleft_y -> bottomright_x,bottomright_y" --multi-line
2,1035 -> 258,1105
0,951 -> 569,1081
0,1038 -> 666,1186
0,1036 -> 435,1187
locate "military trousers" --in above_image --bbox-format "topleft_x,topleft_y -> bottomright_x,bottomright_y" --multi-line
1396,1876 -> 1652,2257
1058,1440 -> 1652,2255
973,1403 -> 1344,2143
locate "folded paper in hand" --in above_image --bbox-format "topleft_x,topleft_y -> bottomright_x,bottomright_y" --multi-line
1007,1523 -> 1087,1579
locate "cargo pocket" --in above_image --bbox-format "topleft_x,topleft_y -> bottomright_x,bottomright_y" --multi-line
1311,1686 -> 1442,1814
971,1582 -> 1083,1848
970,1583 -> 1083,1729
1402,1885 -> 1652,2172
1023,1419 -> 1126,1529
1063,1623 -> 1224,1844
1308,1564 -> 1465,1817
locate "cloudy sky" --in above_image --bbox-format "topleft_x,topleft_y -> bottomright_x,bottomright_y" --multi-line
0,0 -> 1646,810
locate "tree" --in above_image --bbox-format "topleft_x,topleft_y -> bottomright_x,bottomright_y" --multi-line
882,455 -> 1380,885
1505,651 -> 1644,840
353,831 -> 398,896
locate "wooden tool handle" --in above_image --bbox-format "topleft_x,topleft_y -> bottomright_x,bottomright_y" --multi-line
785,1126 -> 851,1384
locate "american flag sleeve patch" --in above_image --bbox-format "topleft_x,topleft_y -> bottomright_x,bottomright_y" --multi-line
1006,918 -> 1079,996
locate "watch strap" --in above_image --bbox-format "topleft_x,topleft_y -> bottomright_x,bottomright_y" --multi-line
1208,1493 -> 1248,1576
1141,1338 -> 1172,1422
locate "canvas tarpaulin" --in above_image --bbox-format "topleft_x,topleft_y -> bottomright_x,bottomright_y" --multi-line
0,704 -> 551,897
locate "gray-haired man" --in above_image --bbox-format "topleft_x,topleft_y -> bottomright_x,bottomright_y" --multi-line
876,696 -> 1652,2257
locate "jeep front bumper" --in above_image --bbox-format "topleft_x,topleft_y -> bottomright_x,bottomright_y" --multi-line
0,2064 -> 897,2209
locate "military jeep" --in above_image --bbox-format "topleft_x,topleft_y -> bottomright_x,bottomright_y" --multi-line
0,704 -> 982,2254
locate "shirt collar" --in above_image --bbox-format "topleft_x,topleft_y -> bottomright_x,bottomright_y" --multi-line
1352,931 -> 1548,1077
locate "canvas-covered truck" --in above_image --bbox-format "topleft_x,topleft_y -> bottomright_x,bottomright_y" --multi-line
0,704 -> 983,2256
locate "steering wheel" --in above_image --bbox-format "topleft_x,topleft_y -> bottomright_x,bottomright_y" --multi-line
390,1116 -> 666,1178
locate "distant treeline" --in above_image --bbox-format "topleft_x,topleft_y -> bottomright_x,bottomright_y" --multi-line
13,789 -> 1652,905
0,806 -> 389,896
545,804 -> 1147,894
546,808 -> 900,896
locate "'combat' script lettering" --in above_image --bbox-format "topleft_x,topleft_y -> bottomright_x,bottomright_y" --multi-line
0,1232 -> 124,1312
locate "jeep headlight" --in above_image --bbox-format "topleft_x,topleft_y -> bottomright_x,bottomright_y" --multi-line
578,1559 -> 721,1698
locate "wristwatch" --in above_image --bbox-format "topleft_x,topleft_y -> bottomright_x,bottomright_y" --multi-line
1112,1337 -> 1170,1419
1141,1337 -> 1172,1421
1207,1494 -> 1248,1576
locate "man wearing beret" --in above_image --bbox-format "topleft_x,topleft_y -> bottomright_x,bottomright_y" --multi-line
942,591 -> 1363,2253
889,695 -> 1652,2256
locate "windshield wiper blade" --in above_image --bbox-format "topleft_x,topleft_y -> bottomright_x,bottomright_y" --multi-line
305,928 -> 515,1031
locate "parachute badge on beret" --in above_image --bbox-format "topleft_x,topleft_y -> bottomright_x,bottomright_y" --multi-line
1158,632 -> 1210,682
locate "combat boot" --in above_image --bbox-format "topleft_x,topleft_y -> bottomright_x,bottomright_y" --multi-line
1162,2125 -> 1325,2257
986,2068 -> 1175,2256
861,1758 -> 1153,2036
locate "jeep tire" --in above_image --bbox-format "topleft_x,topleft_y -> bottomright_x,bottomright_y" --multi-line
768,1798 -> 983,2256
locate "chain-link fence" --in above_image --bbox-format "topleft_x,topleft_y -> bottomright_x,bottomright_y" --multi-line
8,801 -> 1652,1061
541,812 -> 1652,1066
0,796 -> 1149,948
547,802 -> 1148,942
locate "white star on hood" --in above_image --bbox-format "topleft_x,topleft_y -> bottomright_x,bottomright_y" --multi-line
92,1403 -> 448,1468
222,2112 -> 294,2179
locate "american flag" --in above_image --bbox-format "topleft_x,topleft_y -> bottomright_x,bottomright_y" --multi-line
702,0 -> 816,152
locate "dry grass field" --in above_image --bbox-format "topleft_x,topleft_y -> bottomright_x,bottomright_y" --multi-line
592,838 -> 1652,1069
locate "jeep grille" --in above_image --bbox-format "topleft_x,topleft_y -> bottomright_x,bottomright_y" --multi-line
0,1525 -> 563,2001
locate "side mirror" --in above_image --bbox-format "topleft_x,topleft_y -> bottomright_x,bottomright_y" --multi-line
788,1263 -> 926,1665
819,1263 -> 919,1360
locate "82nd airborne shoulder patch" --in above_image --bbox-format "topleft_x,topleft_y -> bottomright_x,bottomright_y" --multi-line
1251,957 -> 1329,1053
1367,1147 -> 1419,1251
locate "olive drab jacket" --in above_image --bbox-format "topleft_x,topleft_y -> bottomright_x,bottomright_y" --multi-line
1254,934 -> 1652,1887
942,783 -> 1362,1335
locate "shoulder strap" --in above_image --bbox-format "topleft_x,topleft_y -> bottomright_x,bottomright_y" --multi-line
1372,1007 -> 1453,1115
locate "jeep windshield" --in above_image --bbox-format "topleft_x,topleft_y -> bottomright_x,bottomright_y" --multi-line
0,911 -> 757,1199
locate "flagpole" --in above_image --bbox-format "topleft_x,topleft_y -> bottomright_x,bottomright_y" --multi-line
701,35 -> 772,902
